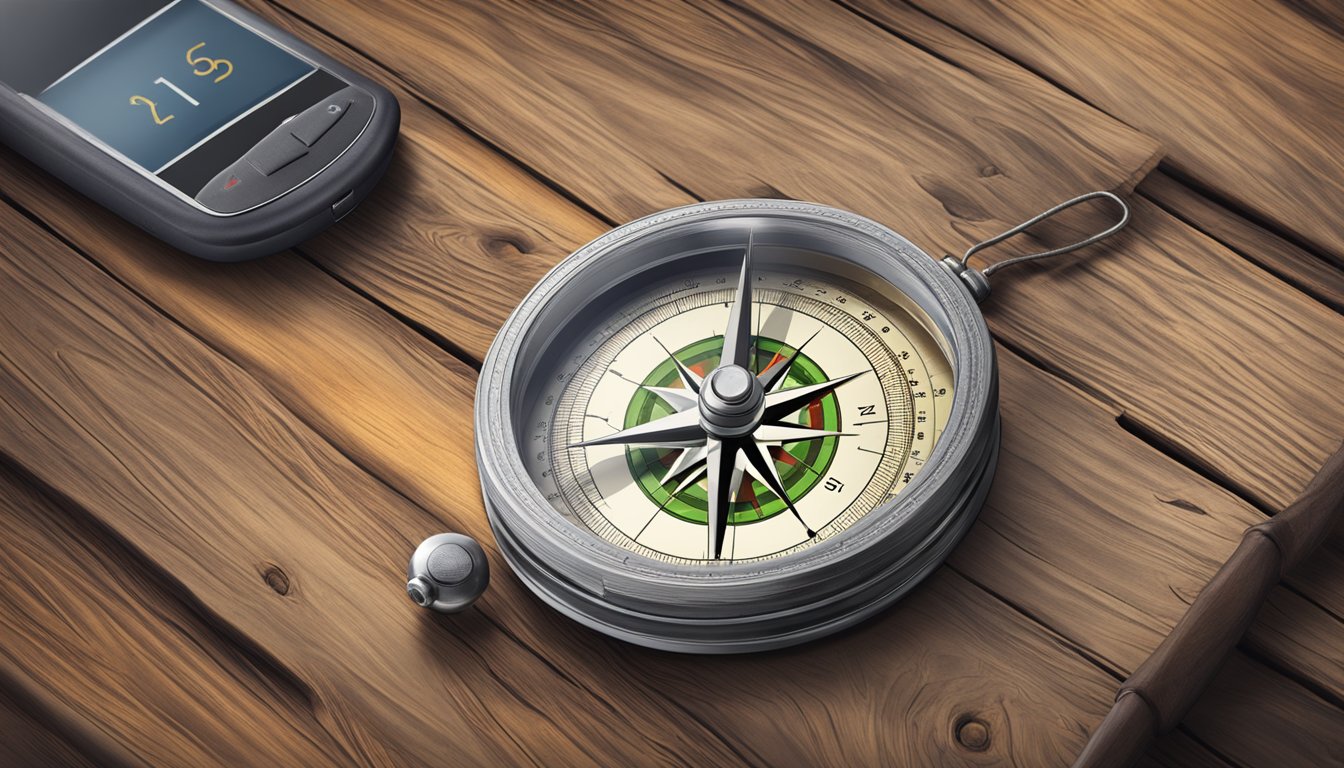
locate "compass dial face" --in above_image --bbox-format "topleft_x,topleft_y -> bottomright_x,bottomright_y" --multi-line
524,259 -> 953,564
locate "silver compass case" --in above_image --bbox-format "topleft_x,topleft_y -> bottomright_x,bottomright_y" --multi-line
476,200 -> 999,653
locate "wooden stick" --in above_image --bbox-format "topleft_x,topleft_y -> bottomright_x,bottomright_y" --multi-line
1074,442 -> 1344,768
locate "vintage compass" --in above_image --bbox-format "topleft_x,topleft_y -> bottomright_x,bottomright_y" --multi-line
475,195 -> 1128,652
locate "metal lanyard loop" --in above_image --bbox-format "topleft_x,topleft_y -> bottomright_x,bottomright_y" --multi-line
965,190 -> 1130,276
941,190 -> 1131,302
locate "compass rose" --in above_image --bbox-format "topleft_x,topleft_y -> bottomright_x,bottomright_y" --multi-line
571,236 -> 863,558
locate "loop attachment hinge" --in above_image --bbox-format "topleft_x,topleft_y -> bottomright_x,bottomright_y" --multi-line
940,256 -> 992,303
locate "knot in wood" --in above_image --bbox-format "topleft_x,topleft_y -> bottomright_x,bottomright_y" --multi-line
261,564 -> 291,595
954,715 -> 991,751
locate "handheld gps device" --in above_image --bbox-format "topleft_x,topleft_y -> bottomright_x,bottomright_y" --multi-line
0,0 -> 399,261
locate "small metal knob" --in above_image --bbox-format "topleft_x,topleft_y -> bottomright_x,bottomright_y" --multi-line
406,533 -> 489,613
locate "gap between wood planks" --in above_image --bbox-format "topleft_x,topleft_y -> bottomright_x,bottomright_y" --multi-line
2,3 -> 1333,763
838,0 -> 1344,318
854,0 -> 1344,277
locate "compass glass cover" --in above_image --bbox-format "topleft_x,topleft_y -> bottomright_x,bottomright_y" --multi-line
522,248 -> 954,564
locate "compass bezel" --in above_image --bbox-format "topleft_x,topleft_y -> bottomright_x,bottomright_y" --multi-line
476,199 -> 999,652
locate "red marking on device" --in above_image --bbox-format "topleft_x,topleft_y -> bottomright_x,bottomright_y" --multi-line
223,175 -> 240,190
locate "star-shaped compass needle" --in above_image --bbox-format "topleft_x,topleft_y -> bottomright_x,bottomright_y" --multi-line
653,336 -> 703,393
571,240 -> 870,560
568,407 -> 705,449
719,229 -> 755,370
761,371 -> 865,423
757,330 -> 819,393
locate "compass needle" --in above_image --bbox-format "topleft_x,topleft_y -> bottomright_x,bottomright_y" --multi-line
762,371 -> 865,422
569,408 -> 705,449
704,439 -> 743,559
742,441 -> 814,538
719,233 -> 755,369
757,329 -> 820,393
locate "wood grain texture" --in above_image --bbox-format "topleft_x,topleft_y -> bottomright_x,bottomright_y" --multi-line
842,0 -> 1344,316
980,197 -> 1344,512
1078,443 -> 1344,766
0,464 -> 350,767
10,16 -> 1327,763
268,0 -> 1160,224
1137,171 -> 1344,314
259,0 -> 1344,710
0,204 -> 756,767
888,0 -> 1344,268
0,686 -> 99,768
1181,652 -> 1344,767
3,58 -> 1337,763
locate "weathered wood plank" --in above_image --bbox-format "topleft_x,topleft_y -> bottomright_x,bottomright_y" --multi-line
843,0 -> 1344,315
1140,729 -> 1233,768
880,0 -> 1344,269
1248,586 -> 1344,707
0,686 -> 100,768
0,203 -> 754,767
958,350 -> 1344,704
1137,171 -> 1344,314
1181,652 -> 1344,767
980,197 -> 1344,511
0,173 -> 1154,765
267,0 -> 1160,226
0,464 -> 353,767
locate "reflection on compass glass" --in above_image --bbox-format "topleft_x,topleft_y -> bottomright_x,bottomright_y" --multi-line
523,243 -> 953,563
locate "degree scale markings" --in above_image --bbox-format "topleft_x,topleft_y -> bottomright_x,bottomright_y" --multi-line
527,263 -> 952,564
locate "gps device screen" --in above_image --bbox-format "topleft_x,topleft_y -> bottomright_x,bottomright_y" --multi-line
35,0 -> 314,173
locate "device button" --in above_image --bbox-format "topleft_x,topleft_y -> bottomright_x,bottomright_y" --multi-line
331,190 -> 357,221
245,133 -> 309,175
290,98 -> 352,147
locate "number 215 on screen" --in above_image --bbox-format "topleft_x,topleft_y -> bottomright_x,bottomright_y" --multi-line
129,42 -> 233,125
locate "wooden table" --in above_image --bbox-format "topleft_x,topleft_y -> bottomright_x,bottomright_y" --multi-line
3,1 -> 1342,765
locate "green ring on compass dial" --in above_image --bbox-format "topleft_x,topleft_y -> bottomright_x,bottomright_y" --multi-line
625,336 -> 839,525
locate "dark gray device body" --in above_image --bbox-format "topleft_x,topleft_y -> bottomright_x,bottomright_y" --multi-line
0,0 -> 399,261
